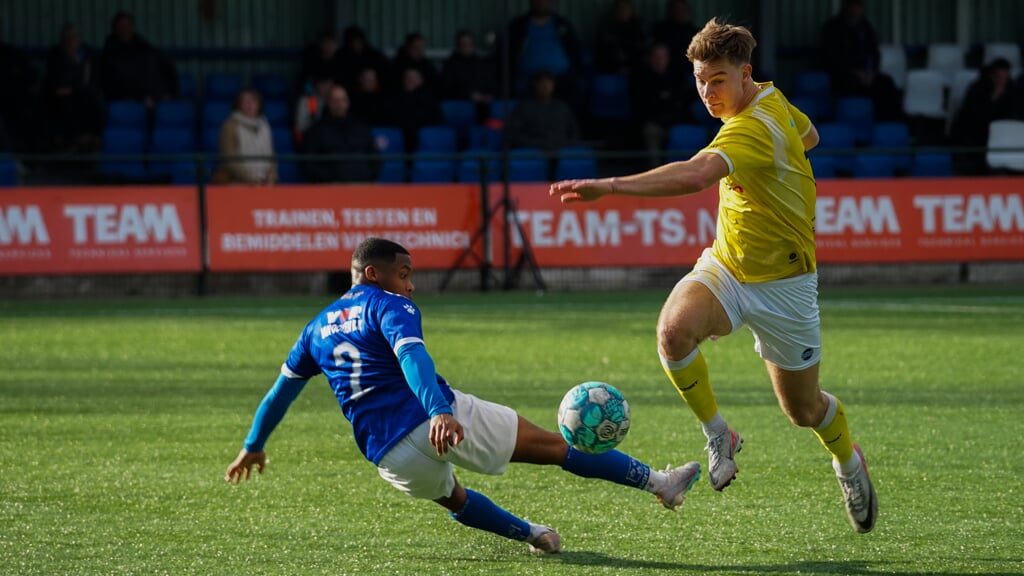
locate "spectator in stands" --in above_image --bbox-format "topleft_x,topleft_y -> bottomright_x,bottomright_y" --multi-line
631,43 -> 693,167
294,76 -> 333,143
0,24 -> 40,152
505,70 -> 579,151
100,11 -> 177,107
820,0 -> 903,121
950,57 -> 1020,173
651,0 -> 698,74
349,67 -> 388,126
387,67 -> 444,153
392,33 -> 439,95
213,89 -> 277,185
44,23 -> 104,153
336,26 -> 391,93
594,0 -> 649,75
300,85 -> 378,183
503,0 -> 585,111
297,29 -> 340,97
440,30 -> 496,120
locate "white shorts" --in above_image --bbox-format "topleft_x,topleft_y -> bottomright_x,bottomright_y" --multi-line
682,248 -> 822,370
376,389 -> 519,500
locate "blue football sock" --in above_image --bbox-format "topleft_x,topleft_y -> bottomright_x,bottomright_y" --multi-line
450,489 -> 530,542
561,447 -> 651,488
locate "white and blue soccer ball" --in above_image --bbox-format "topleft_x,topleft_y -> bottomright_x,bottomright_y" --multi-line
557,381 -> 631,454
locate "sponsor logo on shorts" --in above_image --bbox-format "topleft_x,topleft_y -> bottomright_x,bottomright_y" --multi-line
802,348 -> 814,361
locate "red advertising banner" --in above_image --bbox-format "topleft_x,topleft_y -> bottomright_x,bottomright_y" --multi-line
814,178 -> 1024,262
205,184 -> 482,271
498,183 -> 719,267
498,178 -> 1024,267
0,187 -> 201,275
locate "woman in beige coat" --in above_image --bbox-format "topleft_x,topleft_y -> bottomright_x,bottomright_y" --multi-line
213,88 -> 277,184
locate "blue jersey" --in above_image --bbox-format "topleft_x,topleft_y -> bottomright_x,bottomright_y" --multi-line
283,285 -> 454,464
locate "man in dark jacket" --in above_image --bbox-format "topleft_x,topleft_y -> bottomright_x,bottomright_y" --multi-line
99,11 -> 176,106
301,85 -> 379,183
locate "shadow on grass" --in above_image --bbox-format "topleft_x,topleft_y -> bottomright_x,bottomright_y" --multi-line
550,552 -> 1021,576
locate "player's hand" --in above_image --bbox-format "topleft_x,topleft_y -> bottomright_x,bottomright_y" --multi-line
428,413 -> 464,456
549,178 -> 614,204
224,448 -> 266,484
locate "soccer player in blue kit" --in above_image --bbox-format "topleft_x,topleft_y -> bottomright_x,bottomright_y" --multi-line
225,237 -> 701,554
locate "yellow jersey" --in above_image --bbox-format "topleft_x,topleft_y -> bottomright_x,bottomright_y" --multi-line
701,81 -> 817,282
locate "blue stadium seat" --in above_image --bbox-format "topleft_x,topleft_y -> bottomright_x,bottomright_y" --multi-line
107,100 -> 147,128
372,126 -> 407,183
816,122 -> 857,173
411,155 -> 456,183
787,96 -> 821,122
154,100 -> 195,129
100,126 -> 148,180
205,73 -> 243,101
202,100 -> 233,131
457,149 -> 500,183
489,99 -> 517,121
468,125 -> 502,150
808,154 -> 836,178
871,122 -> 912,173
262,100 -> 290,129
441,99 -> 477,130
272,128 -> 299,183
417,125 -> 458,153
793,71 -> 832,117
835,96 -> 875,145
507,148 -> 548,182
590,74 -> 630,120
0,157 -> 18,186
178,72 -> 196,100
853,154 -> 896,178
911,153 -> 953,177
667,124 -> 707,160
252,73 -> 290,102
149,126 -> 198,183
554,147 -> 597,180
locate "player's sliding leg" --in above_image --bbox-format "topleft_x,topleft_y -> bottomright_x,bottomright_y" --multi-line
660,348 -> 742,491
439,481 -> 561,554
512,416 -> 702,510
657,277 -> 742,491
813,391 -> 878,533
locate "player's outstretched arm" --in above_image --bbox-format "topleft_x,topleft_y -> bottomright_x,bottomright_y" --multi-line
225,449 -> 266,483
550,152 -> 728,203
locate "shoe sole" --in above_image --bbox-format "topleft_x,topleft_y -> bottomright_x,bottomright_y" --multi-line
710,433 -> 743,491
850,444 -> 878,533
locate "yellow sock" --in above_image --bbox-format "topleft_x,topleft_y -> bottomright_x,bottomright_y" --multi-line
660,348 -> 718,423
813,392 -> 854,463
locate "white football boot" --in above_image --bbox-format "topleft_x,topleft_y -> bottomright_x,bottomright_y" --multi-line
706,428 -> 743,491
834,443 -> 878,533
656,461 -> 702,510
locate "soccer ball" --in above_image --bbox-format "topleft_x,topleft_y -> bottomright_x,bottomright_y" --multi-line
557,381 -> 631,454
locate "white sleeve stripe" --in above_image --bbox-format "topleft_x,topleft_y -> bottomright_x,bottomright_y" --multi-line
393,337 -> 425,354
280,363 -> 304,379
704,149 -> 734,175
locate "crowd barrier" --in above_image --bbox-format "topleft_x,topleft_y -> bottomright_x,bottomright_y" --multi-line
2,178 -> 1023,277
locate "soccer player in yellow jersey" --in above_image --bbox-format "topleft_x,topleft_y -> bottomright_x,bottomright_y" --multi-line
549,18 -> 877,533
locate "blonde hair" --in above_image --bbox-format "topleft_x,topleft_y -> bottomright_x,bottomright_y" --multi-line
686,18 -> 757,65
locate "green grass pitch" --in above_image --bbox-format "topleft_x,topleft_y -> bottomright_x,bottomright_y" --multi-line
2,286 -> 1022,575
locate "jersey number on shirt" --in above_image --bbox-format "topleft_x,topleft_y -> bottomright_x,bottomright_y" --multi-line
332,342 -> 364,397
